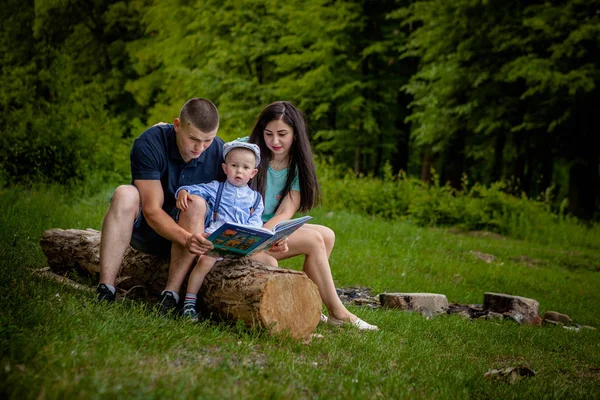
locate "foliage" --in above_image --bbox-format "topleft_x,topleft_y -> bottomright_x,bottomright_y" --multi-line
1,0 -> 598,219
398,0 -> 600,217
0,0 -> 142,185
318,161 -> 600,249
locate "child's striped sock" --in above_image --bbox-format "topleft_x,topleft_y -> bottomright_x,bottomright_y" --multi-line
183,293 -> 197,309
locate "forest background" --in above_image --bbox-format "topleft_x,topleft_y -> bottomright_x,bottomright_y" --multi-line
1,0 -> 599,221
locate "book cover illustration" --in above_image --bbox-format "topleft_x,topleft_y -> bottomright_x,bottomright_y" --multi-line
207,216 -> 312,257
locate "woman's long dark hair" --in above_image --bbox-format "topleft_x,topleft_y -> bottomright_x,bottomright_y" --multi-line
248,101 -> 320,214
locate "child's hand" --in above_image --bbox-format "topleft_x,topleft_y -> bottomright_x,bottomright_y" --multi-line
176,189 -> 193,211
269,237 -> 289,253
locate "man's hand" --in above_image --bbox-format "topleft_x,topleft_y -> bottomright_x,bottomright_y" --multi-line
176,189 -> 193,211
269,237 -> 289,253
185,232 -> 214,255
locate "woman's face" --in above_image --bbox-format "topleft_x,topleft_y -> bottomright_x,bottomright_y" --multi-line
263,119 -> 294,158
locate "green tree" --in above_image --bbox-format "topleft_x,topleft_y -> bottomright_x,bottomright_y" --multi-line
1,0 -> 145,185
401,0 -> 599,218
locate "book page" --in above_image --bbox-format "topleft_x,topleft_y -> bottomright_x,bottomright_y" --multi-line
273,216 -> 312,233
207,222 -> 273,256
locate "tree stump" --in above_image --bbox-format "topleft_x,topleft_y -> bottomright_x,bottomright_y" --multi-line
39,228 -> 322,338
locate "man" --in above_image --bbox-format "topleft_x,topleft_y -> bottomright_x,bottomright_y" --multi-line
96,98 -> 225,314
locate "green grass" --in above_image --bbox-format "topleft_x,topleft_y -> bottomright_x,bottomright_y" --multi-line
1,185 -> 599,399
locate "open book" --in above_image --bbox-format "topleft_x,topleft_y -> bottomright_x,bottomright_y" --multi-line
206,216 -> 312,257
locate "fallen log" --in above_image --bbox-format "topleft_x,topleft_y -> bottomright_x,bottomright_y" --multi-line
40,228 -> 322,338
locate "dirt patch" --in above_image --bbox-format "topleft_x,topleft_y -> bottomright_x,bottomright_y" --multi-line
447,227 -> 507,240
510,255 -> 547,268
576,367 -> 600,381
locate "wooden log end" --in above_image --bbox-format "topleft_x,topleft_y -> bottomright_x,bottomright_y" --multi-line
259,273 -> 321,339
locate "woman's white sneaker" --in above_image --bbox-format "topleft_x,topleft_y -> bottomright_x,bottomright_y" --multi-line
327,316 -> 379,331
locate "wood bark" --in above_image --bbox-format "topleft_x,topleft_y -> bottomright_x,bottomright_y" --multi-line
39,228 -> 322,338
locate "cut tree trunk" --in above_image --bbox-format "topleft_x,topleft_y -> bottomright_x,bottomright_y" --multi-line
39,228 -> 322,339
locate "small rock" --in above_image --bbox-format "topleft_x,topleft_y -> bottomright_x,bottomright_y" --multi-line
485,311 -> 503,320
455,310 -> 472,320
380,293 -> 449,316
471,251 -> 497,263
484,366 -> 536,384
581,325 -> 597,331
446,303 -> 487,319
503,311 -> 542,326
563,326 -> 580,332
484,293 -> 540,325
543,319 -> 559,326
337,287 -> 380,308
542,311 -> 572,324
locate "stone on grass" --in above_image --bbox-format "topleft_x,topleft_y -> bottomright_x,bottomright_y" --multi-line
446,303 -> 487,319
380,293 -> 449,317
484,311 -> 504,320
483,292 -> 541,326
484,366 -> 536,384
542,311 -> 572,324
470,251 -> 497,263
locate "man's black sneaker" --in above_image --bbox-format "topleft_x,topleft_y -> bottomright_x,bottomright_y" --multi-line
157,291 -> 178,316
96,284 -> 116,302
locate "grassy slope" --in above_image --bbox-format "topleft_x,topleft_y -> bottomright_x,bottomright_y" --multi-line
0,186 -> 599,399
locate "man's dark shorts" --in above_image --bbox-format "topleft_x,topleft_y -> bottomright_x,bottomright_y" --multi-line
118,185 -> 178,258
130,206 -> 178,257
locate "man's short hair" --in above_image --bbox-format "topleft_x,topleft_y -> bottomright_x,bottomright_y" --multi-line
179,98 -> 219,133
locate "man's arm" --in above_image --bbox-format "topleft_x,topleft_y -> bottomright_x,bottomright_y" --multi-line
135,179 -> 191,247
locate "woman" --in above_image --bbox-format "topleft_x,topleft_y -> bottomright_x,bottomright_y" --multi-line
246,101 -> 378,331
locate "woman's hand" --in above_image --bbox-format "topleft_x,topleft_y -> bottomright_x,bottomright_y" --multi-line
269,237 -> 289,253
176,189 -> 193,211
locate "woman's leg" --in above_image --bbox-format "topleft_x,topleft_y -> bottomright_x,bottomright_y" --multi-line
250,251 -> 278,267
302,224 -> 335,257
271,226 -> 355,321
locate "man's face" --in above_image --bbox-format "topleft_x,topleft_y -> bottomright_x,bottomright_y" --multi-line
222,149 -> 258,187
174,118 -> 217,163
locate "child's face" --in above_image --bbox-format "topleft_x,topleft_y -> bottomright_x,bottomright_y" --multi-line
263,119 -> 294,158
222,149 -> 258,187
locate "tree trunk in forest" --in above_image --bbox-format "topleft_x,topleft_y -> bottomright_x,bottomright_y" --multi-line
392,130 -> 409,176
354,145 -> 361,176
491,131 -> 506,183
392,92 -> 410,176
442,130 -> 466,190
420,145 -> 435,183
538,144 -> 554,198
568,144 -> 599,220
509,133 -> 528,195
374,133 -> 383,178
39,228 -> 322,339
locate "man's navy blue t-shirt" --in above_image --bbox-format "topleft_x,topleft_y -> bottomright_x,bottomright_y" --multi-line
130,124 -> 225,215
